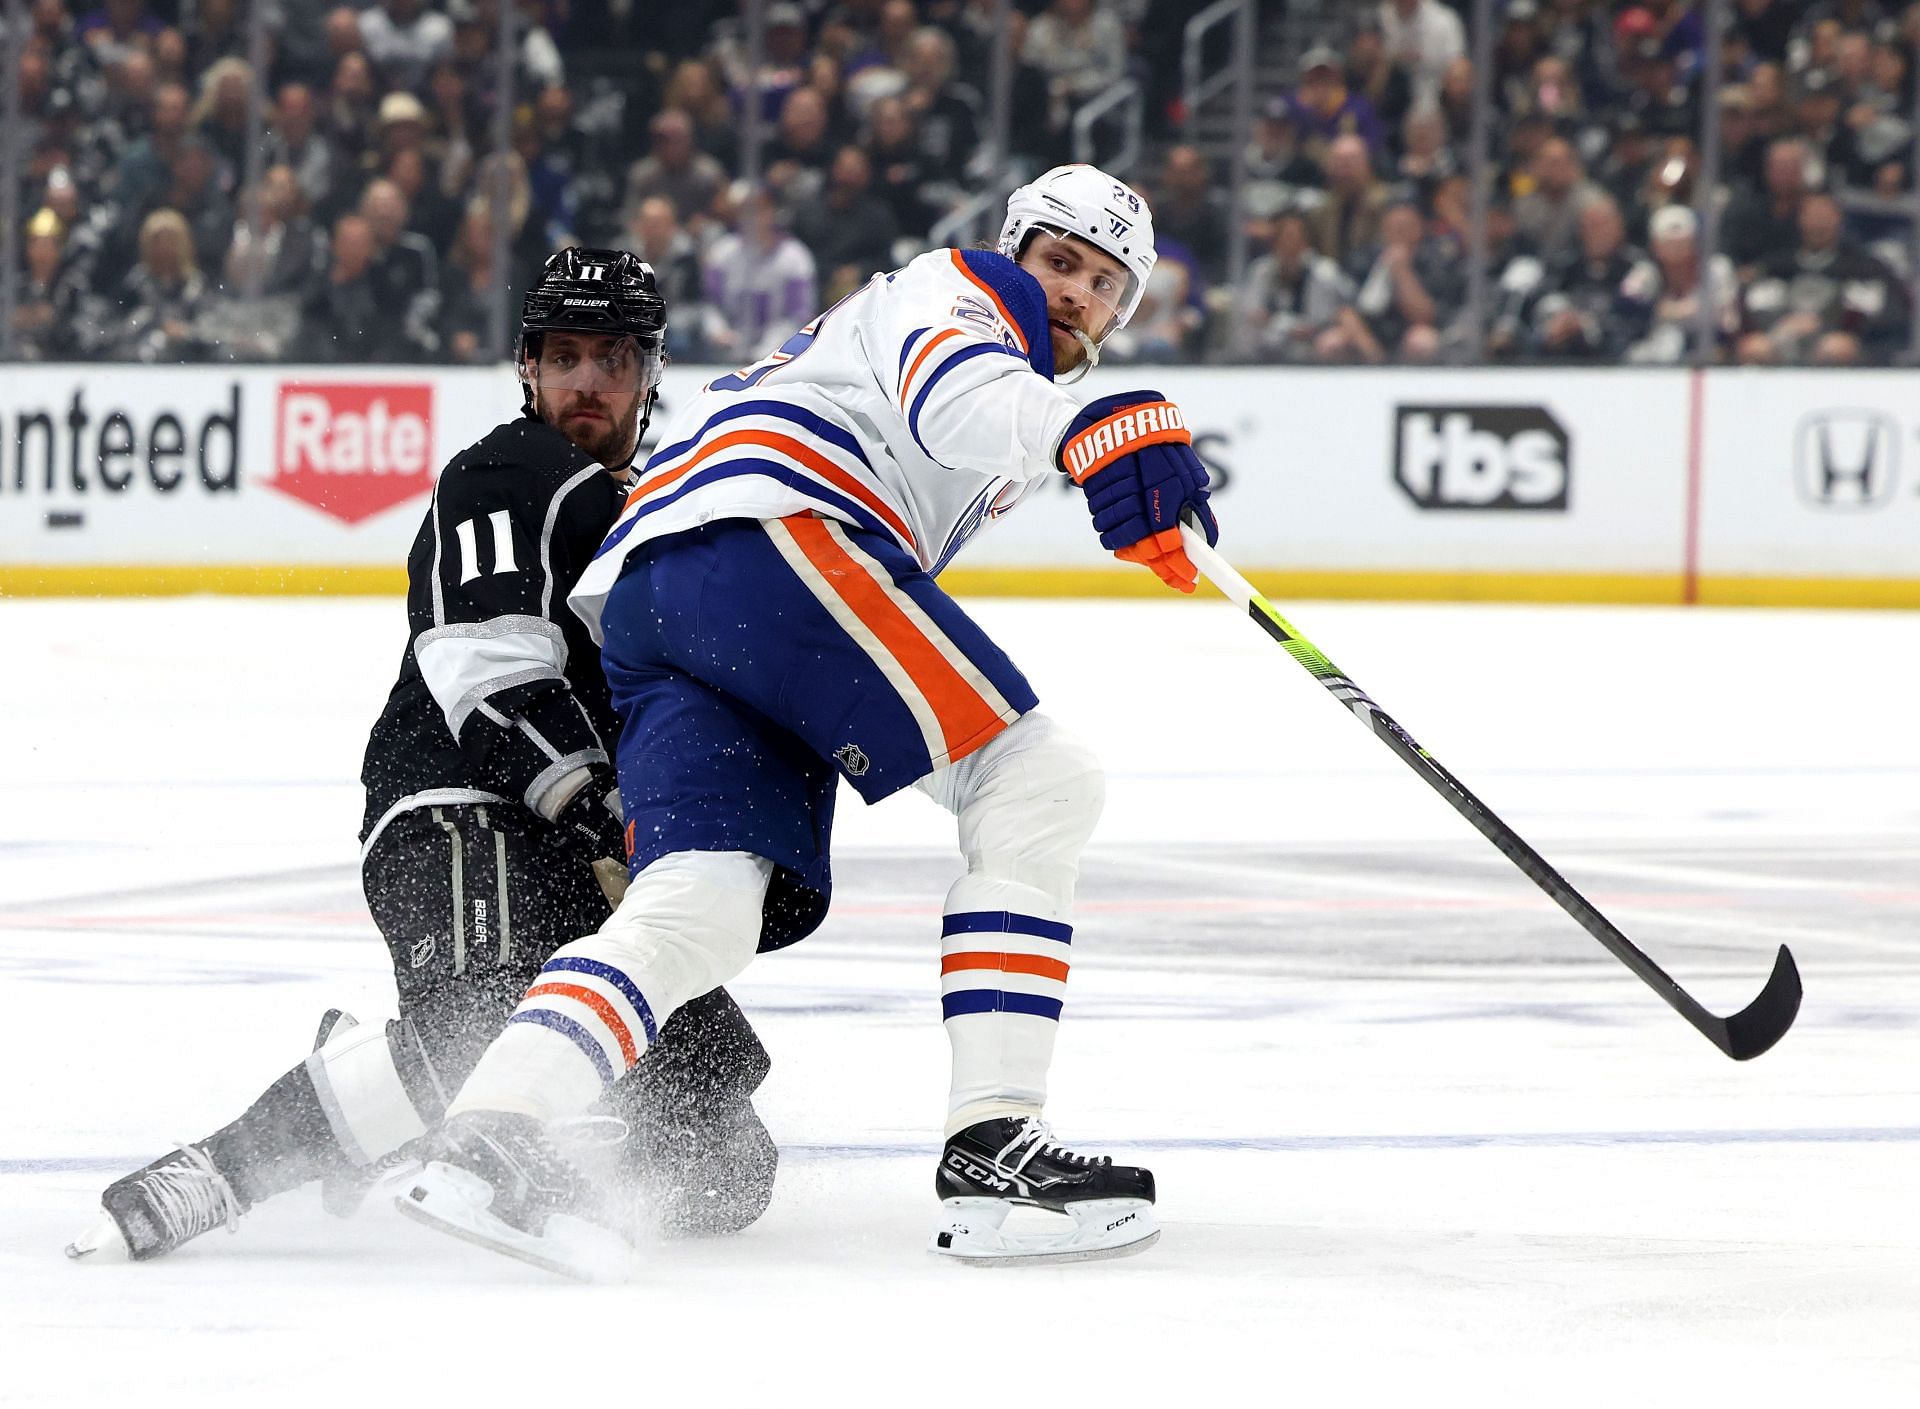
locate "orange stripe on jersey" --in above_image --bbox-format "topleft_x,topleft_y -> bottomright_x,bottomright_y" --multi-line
941,952 -> 1071,983
899,327 -> 963,408
947,249 -> 1029,354
783,514 -> 1005,758
626,427 -> 917,552
524,982 -> 638,1067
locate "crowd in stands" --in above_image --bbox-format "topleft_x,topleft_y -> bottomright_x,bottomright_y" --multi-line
7,1 -> 1920,367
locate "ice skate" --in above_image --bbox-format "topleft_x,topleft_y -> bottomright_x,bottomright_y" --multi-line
625,1093 -> 778,1238
930,1117 -> 1159,1265
65,1143 -> 244,1263
396,1111 -> 631,1282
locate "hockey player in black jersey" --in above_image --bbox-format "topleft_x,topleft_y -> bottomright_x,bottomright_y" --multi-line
68,249 -> 779,1266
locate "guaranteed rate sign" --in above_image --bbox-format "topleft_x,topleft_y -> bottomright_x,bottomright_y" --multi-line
268,382 -> 436,525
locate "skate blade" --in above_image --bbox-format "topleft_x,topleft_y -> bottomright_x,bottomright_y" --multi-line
930,1197 -> 1160,1266
396,1162 -> 632,1284
64,1213 -> 131,1263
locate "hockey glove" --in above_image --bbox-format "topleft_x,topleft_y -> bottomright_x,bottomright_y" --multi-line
1058,391 -> 1219,594
553,765 -> 629,862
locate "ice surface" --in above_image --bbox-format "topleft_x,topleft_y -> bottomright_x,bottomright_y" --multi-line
3,595 -> 1916,1404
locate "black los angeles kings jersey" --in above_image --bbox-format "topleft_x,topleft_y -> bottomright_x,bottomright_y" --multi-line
360,415 -> 631,849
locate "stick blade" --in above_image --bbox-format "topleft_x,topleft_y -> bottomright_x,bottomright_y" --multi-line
1712,945 -> 1803,1061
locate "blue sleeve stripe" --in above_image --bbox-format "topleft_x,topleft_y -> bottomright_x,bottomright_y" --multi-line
954,248 -> 1055,379
625,457 -> 910,554
941,990 -> 1065,1021
507,1009 -> 616,1085
906,341 -> 1025,457
648,399 -> 873,471
897,327 -> 931,384
540,956 -> 659,1044
941,910 -> 1074,945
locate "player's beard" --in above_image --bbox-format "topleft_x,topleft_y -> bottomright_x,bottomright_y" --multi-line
539,387 -> 641,469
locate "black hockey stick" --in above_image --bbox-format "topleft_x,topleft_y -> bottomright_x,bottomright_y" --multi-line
1176,523 -> 1801,1061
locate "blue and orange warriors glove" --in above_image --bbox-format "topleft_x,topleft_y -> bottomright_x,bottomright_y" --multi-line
1058,391 -> 1219,593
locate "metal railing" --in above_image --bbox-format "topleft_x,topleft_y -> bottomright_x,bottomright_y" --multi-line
1182,0 -> 1252,142
1070,79 -> 1143,176
928,186 -> 1008,254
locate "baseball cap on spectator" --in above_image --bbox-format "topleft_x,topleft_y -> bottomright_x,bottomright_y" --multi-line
1649,205 -> 1696,242
1297,46 -> 1342,80
1613,7 -> 1658,45
1506,1 -> 1540,23
766,2 -> 806,29
446,0 -> 480,23
1796,68 -> 1839,99
379,91 -> 429,128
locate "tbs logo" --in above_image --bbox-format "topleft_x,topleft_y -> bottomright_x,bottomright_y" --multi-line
1393,405 -> 1570,511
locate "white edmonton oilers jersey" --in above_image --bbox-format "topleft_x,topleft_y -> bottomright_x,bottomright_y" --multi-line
570,247 -> 1080,642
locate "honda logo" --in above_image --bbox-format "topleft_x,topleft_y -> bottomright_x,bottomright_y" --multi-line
1794,411 -> 1898,508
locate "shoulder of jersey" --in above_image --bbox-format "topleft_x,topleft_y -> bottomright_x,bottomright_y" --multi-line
446,416 -> 602,489
913,246 -> 1055,379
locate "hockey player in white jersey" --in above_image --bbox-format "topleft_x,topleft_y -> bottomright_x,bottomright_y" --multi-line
398,164 -> 1219,1274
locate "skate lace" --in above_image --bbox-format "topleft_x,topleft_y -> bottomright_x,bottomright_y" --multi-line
994,1117 -> 1110,1177
146,1143 -> 242,1241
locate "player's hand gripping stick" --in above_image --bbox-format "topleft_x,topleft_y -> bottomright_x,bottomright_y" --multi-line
1174,517 -> 1802,1062
1060,392 -> 1217,593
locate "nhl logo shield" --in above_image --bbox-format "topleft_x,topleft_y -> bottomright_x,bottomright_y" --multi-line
834,743 -> 871,778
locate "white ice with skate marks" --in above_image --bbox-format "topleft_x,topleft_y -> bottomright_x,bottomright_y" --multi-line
2,596 -> 1918,1403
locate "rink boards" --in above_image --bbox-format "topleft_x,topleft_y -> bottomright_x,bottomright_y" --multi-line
0,363 -> 1915,607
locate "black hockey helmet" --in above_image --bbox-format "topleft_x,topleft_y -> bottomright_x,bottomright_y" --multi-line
520,246 -> 667,360
519,247 -> 668,449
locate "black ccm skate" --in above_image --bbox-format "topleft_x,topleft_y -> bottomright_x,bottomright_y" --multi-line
931,1117 -> 1158,1264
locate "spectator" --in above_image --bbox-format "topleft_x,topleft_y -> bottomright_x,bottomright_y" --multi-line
14,206 -> 78,360
359,0 -> 455,91
900,26 -> 980,187
224,163 -> 325,300
1153,145 -> 1231,286
106,206 -> 212,362
1493,2 -> 1551,114
190,55 -> 255,187
766,86 -> 837,209
702,183 -> 817,359
438,202 -> 510,364
79,0 -> 163,69
267,83 -> 335,221
1513,136 -> 1604,262
295,212 -> 386,360
1346,19 -> 1413,149
626,194 -> 722,362
387,145 -> 460,255
1244,102 -> 1325,219
622,108 -> 727,236
1625,204 -> 1738,364
1738,191 -> 1908,364
1288,47 -> 1385,163
1734,0 -> 1796,64
716,1 -> 811,125
1721,137 -> 1810,270
864,93 -> 937,239
1396,107 -> 1459,210
1524,196 -> 1655,361
1102,253 -> 1203,364
1023,0 -> 1126,137
1339,200 -> 1451,362
160,139 -> 236,278
662,57 -> 738,169
842,0 -> 916,115
1231,210 -> 1355,362
112,80 -> 191,231
359,177 -> 441,359
1305,133 -> 1391,274
184,0 -> 247,78
792,145 -> 900,294
325,50 -> 379,170
1378,0 -> 1467,111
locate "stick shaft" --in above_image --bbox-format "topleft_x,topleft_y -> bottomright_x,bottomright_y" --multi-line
1178,525 -> 1799,1059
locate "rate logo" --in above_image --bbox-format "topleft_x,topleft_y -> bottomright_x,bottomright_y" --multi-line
268,382 -> 435,524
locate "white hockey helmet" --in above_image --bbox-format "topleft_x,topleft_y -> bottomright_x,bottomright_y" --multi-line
997,163 -> 1157,335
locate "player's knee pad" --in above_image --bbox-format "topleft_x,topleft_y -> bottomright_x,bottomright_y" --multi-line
567,850 -> 772,1021
304,1015 -> 446,1167
921,711 -> 1105,910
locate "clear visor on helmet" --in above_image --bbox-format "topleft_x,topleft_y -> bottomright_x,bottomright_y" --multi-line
1024,227 -> 1133,341
523,333 -> 659,393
